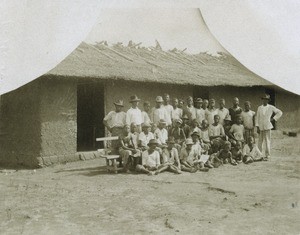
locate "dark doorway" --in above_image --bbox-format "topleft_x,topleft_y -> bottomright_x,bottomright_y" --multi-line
193,87 -> 209,100
77,83 -> 105,151
265,87 -> 276,129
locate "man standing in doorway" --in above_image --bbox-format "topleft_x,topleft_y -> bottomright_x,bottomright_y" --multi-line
255,94 -> 282,160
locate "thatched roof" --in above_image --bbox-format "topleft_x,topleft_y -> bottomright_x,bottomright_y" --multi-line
47,42 -> 272,87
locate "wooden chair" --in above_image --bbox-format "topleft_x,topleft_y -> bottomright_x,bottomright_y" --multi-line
96,136 -> 122,174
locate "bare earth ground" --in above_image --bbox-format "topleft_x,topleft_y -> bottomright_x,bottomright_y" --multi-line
1,134 -> 299,235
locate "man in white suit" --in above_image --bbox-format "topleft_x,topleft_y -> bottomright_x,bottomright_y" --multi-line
255,94 -> 282,160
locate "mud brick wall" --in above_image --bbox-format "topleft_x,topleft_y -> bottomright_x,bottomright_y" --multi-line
0,80 -> 41,167
276,90 -> 300,132
105,80 -> 192,112
209,86 -> 265,112
38,77 -> 78,165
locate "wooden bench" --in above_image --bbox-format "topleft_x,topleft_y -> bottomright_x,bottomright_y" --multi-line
96,136 -> 122,174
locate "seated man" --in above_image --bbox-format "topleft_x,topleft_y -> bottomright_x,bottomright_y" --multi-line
119,125 -> 141,172
155,137 -> 182,174
136,139 -> 161,175
179,138 -> 199,173
169,118 -> 186,150
209,114 -> 226,150
138,122 -> 154,151
242,136 -> 263,164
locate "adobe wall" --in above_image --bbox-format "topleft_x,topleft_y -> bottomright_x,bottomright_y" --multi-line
276,90 -> 300,132
105,80 -> 192,112
208,86 -> 265,112
38,77 -> 78,166
0,80 -> 41,167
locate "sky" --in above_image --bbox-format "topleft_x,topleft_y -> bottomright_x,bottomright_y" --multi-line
1,0 -> 300,95
85,8 -> 225,55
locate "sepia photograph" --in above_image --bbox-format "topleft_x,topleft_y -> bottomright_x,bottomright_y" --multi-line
0,1 -> 299,234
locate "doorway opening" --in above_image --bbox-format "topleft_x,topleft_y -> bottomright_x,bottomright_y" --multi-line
77,83 -> 105,151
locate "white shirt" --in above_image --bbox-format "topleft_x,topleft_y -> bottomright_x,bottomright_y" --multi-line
185,106 -> 196,121
154,128 -> 168,145
103,111 -> 126,128
205,108 -> 218,125
195,108 -> 206,125
142,150 -> 160,167
151,107 -> 169,125
255,104 -> 282,130
243,144 -> 262,160
217,108 -> 229,125
230,124 -> 245,141
209,124 -> 225,137
171,107 -> 183,120
138,131 -> 154,147
241,110 -> 255,129
164,104 -> 173,125
126,107 -> 143,126
142,111 -> 151,124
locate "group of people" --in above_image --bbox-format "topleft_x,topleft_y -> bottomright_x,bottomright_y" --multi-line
103,93 -> 282,175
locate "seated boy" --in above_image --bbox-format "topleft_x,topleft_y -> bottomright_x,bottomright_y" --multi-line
154,119 -> 168,147
181,114 -> 191,138
242,136 -> 263,164
155,138 -> 182,174
136,139 -> 161,175
217,141 -> 237,165
188,119 -> 201,137
241,101 -> 255,143
119,124 -> 141,172
179,139 -> 199,173
229,115 -> 245,145
138,122 -> 154,151
231,141 -> 243,163
191,131 -> 209,171
209,114 -> 226,149
200,119 -> 211,153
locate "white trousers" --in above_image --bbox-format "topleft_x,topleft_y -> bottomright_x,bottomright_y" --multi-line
258,130 -> 271,157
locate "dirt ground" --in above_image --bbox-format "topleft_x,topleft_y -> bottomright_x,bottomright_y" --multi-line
1,133 -> 299,235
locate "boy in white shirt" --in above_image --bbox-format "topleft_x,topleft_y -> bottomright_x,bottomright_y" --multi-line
138,122 -> 154,151
142,101 -> 151,125
136,139 -> 161,175
205,98 -> 218,125
171,98 -> 183,121
229,115 -> 245,144
163,93 -> 173,127
243,136 -> 263,164
241,101 -> 256,143
154,119 -> 168,147
194,98 -> 206,125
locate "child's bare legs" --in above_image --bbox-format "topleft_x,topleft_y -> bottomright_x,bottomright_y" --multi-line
136,165 -> 156,175
155,164 -> 170,174
169,165 -> 182,174
181,165 -> 197,173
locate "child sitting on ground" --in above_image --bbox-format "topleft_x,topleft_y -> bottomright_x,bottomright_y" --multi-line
217,141 -> 237,165
188,119 -> 201,137
136,139 -> 161,175
231,141 -> 243,163
200,119 -> 211,153
138,122 -> 154,151
154,119 -> 168,147
209,114 -> 226,150
156,138 -> 182,174
205,142 -> 222,168
179,139 -> 199,173
191,132 -> 209,171
169,118 -> 186,147
229,115 -> 245,145
242,136 -> 263,164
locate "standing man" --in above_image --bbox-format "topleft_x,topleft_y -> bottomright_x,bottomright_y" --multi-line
103,100 -> 126,151
126,95 -> 143,132
229,97 -> 242,124
217,98 -> 229,125
255,94 -> 282,160
163,93 -> 173,127
151,96 -> 169,126
142,101 -> 151,124
184,96 -> 196,123
194,98 -> 205,125
205,98 -> 218,125
171,98 -> 183,121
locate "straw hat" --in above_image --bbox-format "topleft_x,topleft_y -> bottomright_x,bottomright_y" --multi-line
148,139 -> 159,146
261,94 -> 271,100
155,96 -> 164,103
113,100 -> 124,107
185,138 -> 194,145
129,95 -> 141,103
